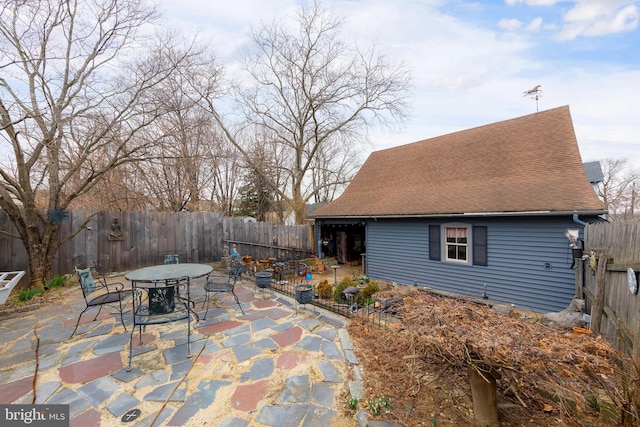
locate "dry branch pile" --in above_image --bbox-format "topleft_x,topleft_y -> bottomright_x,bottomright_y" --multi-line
348,288 -> 639,426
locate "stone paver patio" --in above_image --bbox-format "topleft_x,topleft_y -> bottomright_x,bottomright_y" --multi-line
0,270 -> 362,427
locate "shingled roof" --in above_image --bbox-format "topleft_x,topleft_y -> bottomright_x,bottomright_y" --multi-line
311,105 -> 605,218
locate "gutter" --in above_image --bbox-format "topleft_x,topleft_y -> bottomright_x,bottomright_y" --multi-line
312,210 -> 608,220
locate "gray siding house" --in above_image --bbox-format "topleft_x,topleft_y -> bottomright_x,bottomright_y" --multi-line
310,106 -> 606,313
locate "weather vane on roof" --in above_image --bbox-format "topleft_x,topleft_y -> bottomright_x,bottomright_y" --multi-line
523,84 -> 542,112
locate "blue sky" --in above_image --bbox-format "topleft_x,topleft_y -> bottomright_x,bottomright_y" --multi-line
157,0 -> 640,169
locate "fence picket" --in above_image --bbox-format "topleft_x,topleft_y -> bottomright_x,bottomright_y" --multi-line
0,210 -> 313,278
584,222 -> 640,361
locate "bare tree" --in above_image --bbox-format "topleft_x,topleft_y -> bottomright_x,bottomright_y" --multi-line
310,141 -> 361,203
137,47 -> 227,212
193,1 -> 410,224
0,0 -> 199,286
206,137 -> 244,216
597,158 -> 640,222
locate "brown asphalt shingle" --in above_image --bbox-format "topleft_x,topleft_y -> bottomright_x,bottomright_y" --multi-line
311,105 -> 605,218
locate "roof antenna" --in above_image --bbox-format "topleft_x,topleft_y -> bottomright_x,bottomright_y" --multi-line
523,84 -> 542,112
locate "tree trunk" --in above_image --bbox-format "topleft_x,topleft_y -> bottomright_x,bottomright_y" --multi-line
25,221 -> 60,291
590,254 -> 608,334
469,366 -> 499,427
291,186 -> 307,225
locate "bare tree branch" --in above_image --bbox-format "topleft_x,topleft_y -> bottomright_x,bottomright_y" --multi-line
191,1 -> 410,224
0,0 -> 203,283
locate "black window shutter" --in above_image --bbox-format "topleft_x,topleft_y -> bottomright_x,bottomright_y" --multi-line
429,225 -> 441,261
473,226 -> 488,266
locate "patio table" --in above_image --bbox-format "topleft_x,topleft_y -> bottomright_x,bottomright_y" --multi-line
125,263 -> 213,283
125,263 -> 213,321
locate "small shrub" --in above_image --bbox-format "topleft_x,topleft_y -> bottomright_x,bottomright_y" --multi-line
366,395 -> 392,416
316,280 -> 332,299
334,278 -> 358,304
47,275 -> 69,290
18,288 -> 44,302
355,282 -> 380,306
348,397 -> 358,410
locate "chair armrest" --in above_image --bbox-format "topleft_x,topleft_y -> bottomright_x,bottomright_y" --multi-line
106,282 -> 125,292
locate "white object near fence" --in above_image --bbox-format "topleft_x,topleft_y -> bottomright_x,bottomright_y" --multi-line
0,271 -> 26,304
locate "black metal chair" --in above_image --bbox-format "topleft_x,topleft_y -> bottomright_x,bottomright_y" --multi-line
157,250 -> 186,265
163,254 -> 180,264
128,276 -> 192,371
70,262 -> 129,338
202,262 -> 245,318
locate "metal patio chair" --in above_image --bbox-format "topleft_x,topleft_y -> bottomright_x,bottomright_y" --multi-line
70,262 -> 129,338
202,262 -> 245,318
163,254 -> 180,264
156,250 -> 187,265
128,276 -> 192,371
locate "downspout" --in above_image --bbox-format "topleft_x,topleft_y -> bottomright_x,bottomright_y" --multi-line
572,214 -> 587,226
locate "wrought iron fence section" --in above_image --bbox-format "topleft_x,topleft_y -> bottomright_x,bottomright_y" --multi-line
248,274 -> 399,328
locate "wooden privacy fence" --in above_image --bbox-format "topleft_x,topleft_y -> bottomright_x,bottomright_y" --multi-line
581,221 -> 640,363
0,210 -> 314,278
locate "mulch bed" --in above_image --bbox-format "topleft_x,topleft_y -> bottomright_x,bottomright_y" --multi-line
347,287 -> 639,426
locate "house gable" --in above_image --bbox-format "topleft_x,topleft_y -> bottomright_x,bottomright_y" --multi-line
311,106 -> 605,218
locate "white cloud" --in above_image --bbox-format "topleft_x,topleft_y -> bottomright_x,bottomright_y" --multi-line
527,16 -> 544,31
499,18 -> 524,30
505,0 -> 561,5
156,0 -> 299,63
559,1 -> 638,39
499,17 -> 543,32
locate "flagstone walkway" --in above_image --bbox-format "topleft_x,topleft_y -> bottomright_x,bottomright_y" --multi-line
0,272 -> 363,427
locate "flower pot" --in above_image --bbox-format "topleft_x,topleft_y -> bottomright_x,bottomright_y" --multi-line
255,272 -> 272,289
295,284 -> 313,304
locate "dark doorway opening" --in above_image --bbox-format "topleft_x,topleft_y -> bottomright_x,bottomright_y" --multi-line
319,223 -> 365,265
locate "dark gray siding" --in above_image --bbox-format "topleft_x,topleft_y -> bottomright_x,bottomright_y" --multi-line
365,216 -> 582,313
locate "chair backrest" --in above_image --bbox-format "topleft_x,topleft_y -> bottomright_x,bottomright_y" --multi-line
229,262 -> 244,278
76,267 -> 97,295
163,254 -> 180,264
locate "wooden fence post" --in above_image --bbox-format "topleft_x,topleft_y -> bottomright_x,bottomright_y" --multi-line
575,258 -> 583,299
590,254 -> 608,334
634,301 -> 640,366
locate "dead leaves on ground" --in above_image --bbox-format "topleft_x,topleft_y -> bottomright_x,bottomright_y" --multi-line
348,288 -> 638,426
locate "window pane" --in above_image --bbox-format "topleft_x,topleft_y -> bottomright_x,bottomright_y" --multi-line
447,245 -> 456,259
458,246 -> 467,260
446,227 -> 467,239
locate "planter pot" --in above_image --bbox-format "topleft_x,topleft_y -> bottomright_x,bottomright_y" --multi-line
255,272 -> 272,289
295,284 -> 313,304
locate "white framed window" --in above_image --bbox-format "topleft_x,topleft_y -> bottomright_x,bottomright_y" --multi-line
443,224 -> 470,264
429,224 -> 487,266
